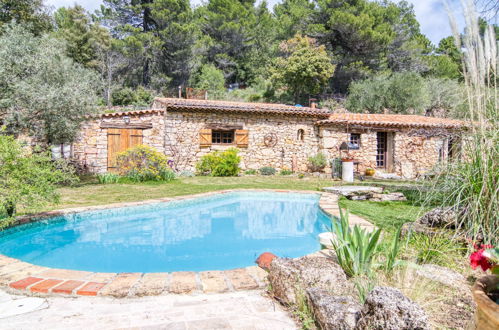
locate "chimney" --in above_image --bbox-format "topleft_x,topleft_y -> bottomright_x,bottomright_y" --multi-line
309,98 -> 318,108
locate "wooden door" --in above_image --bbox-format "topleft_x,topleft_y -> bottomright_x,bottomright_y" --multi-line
376,132 -> 387,168
107,128 -> 143,172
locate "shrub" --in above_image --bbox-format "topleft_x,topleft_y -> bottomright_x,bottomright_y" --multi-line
244,169 -> 257,175
259,166 -> 276,176
279,169 -> 293,175
195,148 -> 240,177
179,170 -> 195,177
111,86 -> 153,106
0,135 -> 76,223
298,173 -> 305,179
308,153 -> 327,172
116,145 -> 175,182
329,208 -> 382,277
97,173 -> 120,184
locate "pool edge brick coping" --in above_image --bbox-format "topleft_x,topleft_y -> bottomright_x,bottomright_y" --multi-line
1,189 -> 374,298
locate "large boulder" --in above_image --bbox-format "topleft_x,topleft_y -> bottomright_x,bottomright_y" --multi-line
356,286 -> 430,330
307,288 -> 361,330
268,255 -> 352,305
418,207 -> 458,228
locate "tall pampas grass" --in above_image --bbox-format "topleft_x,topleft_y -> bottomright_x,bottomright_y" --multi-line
420,0 -> 498,244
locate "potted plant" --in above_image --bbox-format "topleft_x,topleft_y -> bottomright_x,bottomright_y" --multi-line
470,244 -> 499,329
365,168 -> 375,176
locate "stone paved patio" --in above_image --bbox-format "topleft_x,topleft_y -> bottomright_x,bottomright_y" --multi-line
0,289 -> 297,329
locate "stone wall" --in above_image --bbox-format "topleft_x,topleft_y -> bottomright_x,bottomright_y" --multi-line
164,111 -> 320,172
72,110 -> 458,179
72,112 -> 165,173
72,110 -> 321,173
319,126 -> 453,178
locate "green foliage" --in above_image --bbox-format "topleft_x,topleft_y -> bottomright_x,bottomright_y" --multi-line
53,5 -> 111,69
0,135 -> 76,223
196,148 -> 241,177
425,78 -> 466,118
195,0 -> 276,85
111,86 -> 154,106
178,170 -> 195,177
353,275 -> 377,303
259,166 -> 276,176
0,0 -> 52,35
425,54 -> 461,80
293,288 -> 316,329
271,34 -> 335,103
384,225 -> 404,273
0,24 -> 99,143
244,169 -> 257,175
298,173 -> 305,179
116,145 -> 175,182
313,0 -> 423,92
329,209 -> 382,277
97,173 -> 120,184
410,233 -> 465,266
190,64 -> 225,99
279,169 -> 293,176
346,72 -> 429,114
308,153 -> 327,172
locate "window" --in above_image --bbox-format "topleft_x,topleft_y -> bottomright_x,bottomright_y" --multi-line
297,129 -> 305,141
349,133 -> 361,149
212,131 -> 234,144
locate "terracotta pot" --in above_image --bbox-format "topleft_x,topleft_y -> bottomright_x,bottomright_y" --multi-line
365,168 -> 375,176
472,275 -> 499,330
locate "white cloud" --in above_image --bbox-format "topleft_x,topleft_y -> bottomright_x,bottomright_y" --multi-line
48,0 -> 465,44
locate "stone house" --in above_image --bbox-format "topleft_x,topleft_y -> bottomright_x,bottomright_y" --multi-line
71,98 -> 466,179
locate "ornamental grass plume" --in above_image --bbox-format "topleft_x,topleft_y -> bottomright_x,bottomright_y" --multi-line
420,0 -> 498,245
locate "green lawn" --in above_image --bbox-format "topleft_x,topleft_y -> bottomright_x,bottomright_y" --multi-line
338,198 -> 425,229
45,176 -> 338,211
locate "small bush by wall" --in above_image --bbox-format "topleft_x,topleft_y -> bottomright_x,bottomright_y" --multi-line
308,153 -> 327,172
116,145 -> 175,182
259,166 -> 276,176
196,148 -> 240,177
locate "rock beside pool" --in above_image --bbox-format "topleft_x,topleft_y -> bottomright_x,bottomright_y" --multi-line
255,252 -> 277,271
306,288 -> 361,330
268,255 -> 352,305
356,286 -> 430,330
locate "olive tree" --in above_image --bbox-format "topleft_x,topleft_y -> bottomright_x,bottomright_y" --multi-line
0,24 -> 99,144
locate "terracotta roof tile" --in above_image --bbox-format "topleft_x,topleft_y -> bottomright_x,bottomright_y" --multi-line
152,97 -> 331,117
100,109 -> 164,118
317,113 -> 466,129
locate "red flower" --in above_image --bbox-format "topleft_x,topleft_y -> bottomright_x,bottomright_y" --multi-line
470,248 -> 493,271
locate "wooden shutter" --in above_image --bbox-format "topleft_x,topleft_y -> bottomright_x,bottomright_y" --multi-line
235,129 -> 249,148
107,128 -> 122,172
129,129 -> 143,148
199,128 -> 212,147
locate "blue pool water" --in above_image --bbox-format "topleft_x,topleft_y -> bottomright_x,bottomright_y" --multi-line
0,192 -> 330,272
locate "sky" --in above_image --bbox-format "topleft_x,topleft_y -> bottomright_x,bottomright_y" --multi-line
45,0 -> 465,45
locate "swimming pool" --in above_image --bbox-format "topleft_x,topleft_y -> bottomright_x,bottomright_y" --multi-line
0,191 -> 329,273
